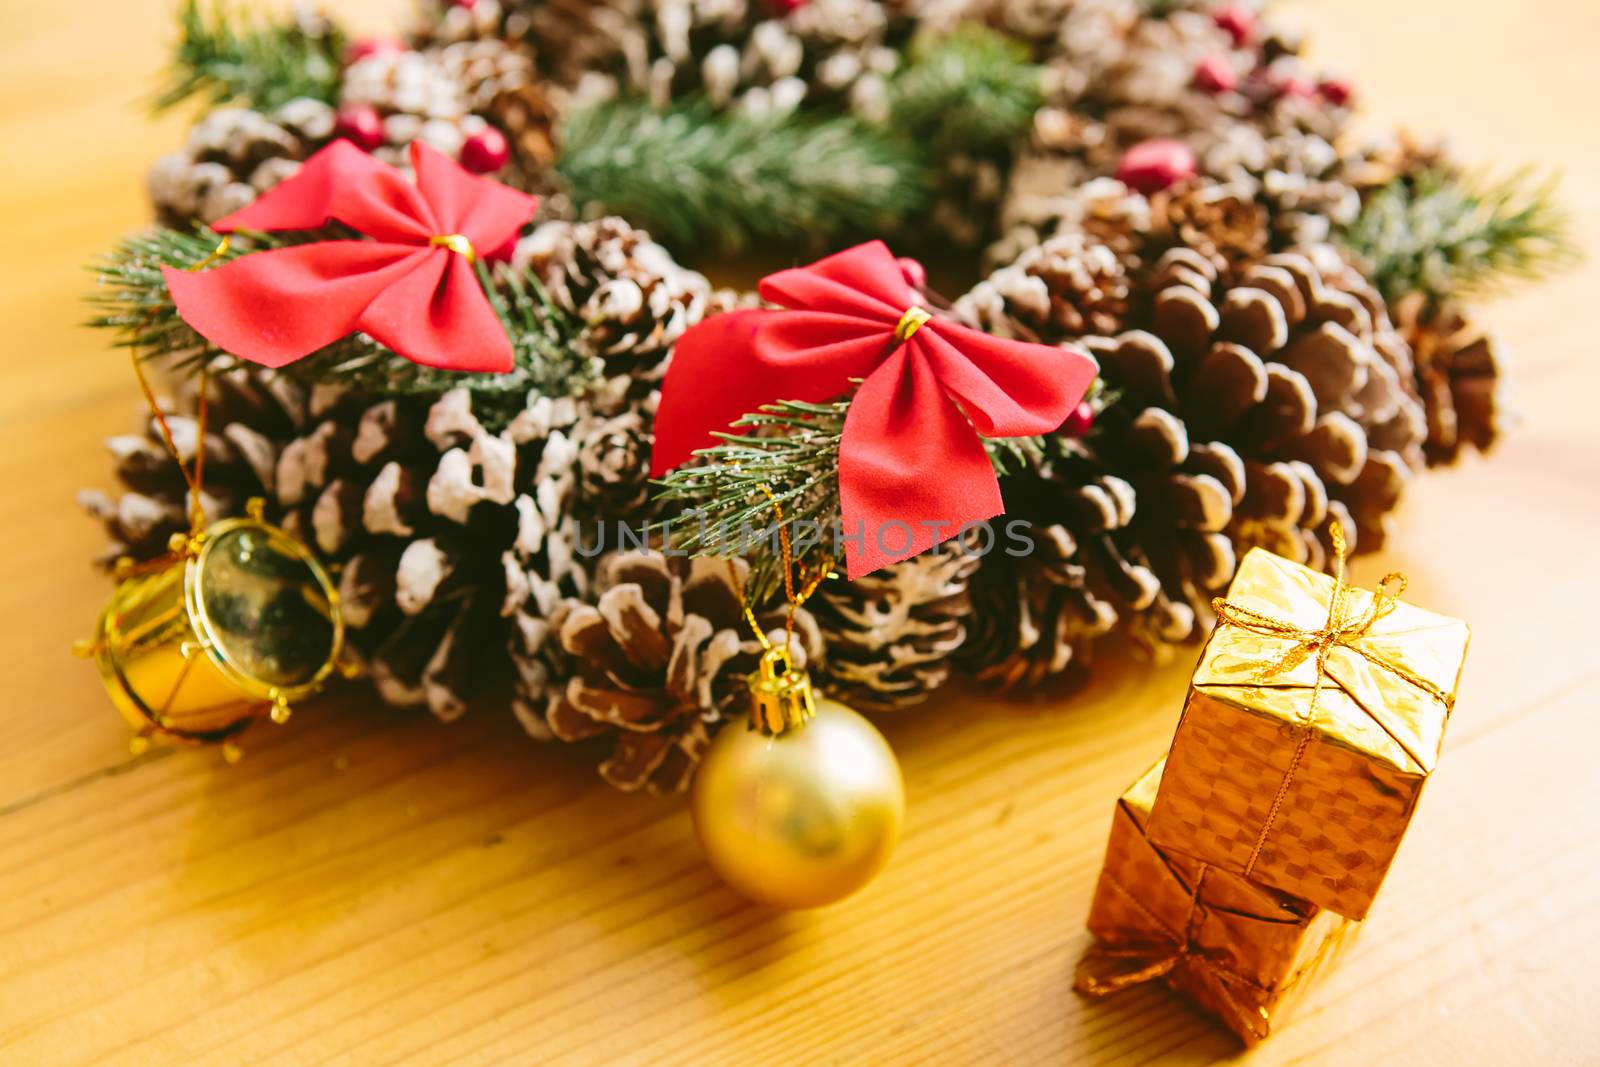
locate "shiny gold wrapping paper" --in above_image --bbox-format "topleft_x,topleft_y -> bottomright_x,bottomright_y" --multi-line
1076,758 -> 1355,1047
1145,547 -> 1470,919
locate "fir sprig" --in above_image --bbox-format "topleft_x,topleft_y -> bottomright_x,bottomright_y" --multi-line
86,226 -> 599,426
887,26 -> 1044,157
1342,169 -> 1579,308
652,394 -> 1051,597
153,0 -> 345,113
555,96 -> 930,252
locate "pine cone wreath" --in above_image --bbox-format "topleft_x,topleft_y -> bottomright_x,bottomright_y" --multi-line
810,545 -> 979,712
533,552 -> 823,793
146,100 -> 336,226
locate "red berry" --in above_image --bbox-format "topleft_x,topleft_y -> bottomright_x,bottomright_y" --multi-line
1317,76 -> 1354,107
1213,4 -> 1255,47
1062,400 -> 1095,437
345,36 -> 403,65
1271,71 -> 1315,101
460,126 -> 511,174
1115,139 -> 1197,195
1192,55 -> 1237,94
448,0 -> 479,8
334,103 -> 385,152
764,0 -> 809,14
896,256 -> 927,294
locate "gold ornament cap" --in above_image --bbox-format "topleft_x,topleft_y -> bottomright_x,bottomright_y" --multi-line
747,646 -> 816,736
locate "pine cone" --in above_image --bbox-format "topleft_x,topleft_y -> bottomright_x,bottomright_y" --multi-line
512,217 -> 720,388
147,101 -> 335,226
339,48 -> 483,165
1150,180 -> 1269,274
569,391 -> 658,521
428,37 -> 537,112
536,552 -> 823,793
496,0 -> 899,121
810,545 -> 979,711
1393,294 -> 1508,464
959,205 -> 1425,663
487,81 -> 563,192
957,513 -> 1118,689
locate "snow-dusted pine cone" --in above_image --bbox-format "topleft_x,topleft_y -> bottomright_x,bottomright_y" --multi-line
532,552 -> 823,793
146,100 -> 336,226
512,217 -> 723,389
339,47 -> 488,166
477,0 -> 902,121
810,545 -> 980,711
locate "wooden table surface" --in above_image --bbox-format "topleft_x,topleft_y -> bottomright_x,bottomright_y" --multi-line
4,1 -> 1599,1063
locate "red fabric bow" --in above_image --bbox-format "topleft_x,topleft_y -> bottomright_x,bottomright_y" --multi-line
650,241 -> 1099,578
164,139 -> 539,374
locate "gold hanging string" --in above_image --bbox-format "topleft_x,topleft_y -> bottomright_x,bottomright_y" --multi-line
724,483 -> 835,655
124,235 -> 234,547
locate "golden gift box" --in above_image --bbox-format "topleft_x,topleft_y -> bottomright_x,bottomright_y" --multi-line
1076,758 -> 1355,1046
1145,541 -> 1470,919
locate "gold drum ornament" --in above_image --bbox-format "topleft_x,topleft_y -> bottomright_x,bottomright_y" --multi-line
81,505 -> 344,751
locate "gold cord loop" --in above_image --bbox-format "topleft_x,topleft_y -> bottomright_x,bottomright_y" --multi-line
429,233 -> 477,264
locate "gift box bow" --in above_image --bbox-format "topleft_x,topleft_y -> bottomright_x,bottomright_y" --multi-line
1196,524 -> 1470,774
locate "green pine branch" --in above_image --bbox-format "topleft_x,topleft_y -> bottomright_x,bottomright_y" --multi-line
554,96 -> 930,252
887,26 -> 1044,157
86,226 -> 600,427
153,0 -> 345,113
651,393 -> 1062,599
1342,169 -> 1579,308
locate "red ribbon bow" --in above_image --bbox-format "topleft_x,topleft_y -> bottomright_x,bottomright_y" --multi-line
650,241 -> 1099,578
165,139 -> 539,374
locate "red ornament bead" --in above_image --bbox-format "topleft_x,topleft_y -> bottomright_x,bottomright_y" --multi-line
1213,4 -> 1255,47
1270,71 -> 1315,101
764,0 -> 810,14
334,103 -> 385,152
1062,400 -> 1095,437
1192,55 -> 1237,94
1317,75 -> 1355,107
1115,139 -> 1197,195
896,256 -> 927,293
460,126 -> 511,174
345,36 -> 404,65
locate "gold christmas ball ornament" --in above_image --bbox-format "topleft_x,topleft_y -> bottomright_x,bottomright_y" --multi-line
77,500 -> 344,753
691,648 -> 905,910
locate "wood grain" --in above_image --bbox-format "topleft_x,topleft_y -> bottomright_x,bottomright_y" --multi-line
3,1 -> 1599,1063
